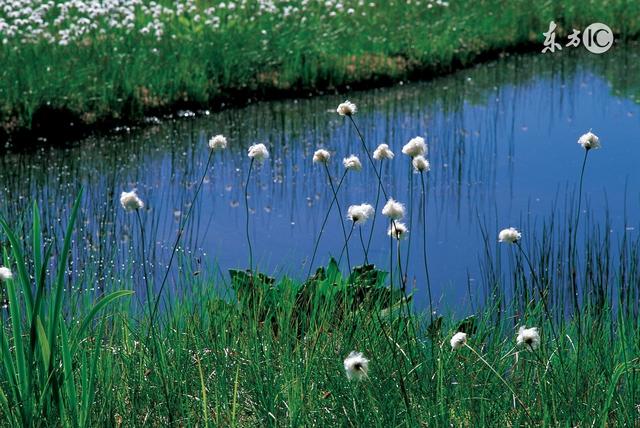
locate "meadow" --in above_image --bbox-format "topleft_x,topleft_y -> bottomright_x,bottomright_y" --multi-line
1,98 -> 639,426
2,0 -> 640,142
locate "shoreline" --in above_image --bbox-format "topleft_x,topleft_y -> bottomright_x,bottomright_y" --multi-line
1,39 -> 546,150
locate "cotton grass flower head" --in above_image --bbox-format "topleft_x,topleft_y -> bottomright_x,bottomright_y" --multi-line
336,100 -> 357,116
498,227 -> 522,244
248,143 -> 269,163
388,221 -> 408,240
517,326 -> 541,351
347,203 -> 375,225
0,267 -> 13,281
343,351 -> 369,380
208,134 -> 227,151
382,198 -> 405,220
412,155 -> 430,172
313,149 -> 331,164
120,190 -> 144,211
373,143 -> 394,160
577,131 -> 600,150
402,136 -> 427,158
450,332 -> 467,350
343,155 -> 362,171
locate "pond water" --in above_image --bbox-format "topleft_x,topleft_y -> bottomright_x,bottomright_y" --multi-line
1,44 -> 639,312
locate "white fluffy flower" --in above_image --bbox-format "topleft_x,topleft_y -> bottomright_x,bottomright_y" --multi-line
450,332 -> 467,350
388,221 -> 408,240
347,203 -> 375,225
0,267 -> 13,281
343,155 -> 362,171
382,198 -> 405,220
498,227 -> 521,244
577,131 -> 600,150
402,136 -> 427,158
313,149 -> 331,164
208,134 -> 227,151
120,190 -> 144,211
344,351 -> 369,380
373,143 -> 394,160
412,155 -> 430,172
337,100 -> 357,116
248,143 -> 269,163
517,326 -> 540,351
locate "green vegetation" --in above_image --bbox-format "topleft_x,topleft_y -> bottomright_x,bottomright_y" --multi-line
0,87 -> 638,425
2,2 -> 640,426
1,191 -> 639,426
2,0 -> 640,138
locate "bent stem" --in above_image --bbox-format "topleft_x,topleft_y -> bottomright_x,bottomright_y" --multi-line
245,158 -> 255,273
465,343 -> 534,425
151,148 -> 215,325
307,168 -> 348,277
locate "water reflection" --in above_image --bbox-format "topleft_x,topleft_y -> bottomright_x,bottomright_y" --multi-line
1,45 -> 639,311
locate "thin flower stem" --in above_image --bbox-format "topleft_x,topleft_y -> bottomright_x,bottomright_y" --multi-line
574,150 -> 589,249
137,209 -> 162,346
418,172 -> 437,390
397,239 -> 404,294
396,238 -> 411,334
514,242 -> 565,369
571,150 -> 589,321
396,236 -> 405,292
136,194 -> 181,425
150,148 -> 215,326
245,158 -> 255,273
419,172 -> 434,326
135,210 -> 153,319
359,227 -> 368,265
389,221 -> 394,297
465,344 -> 534,425
372,310 -> 413,420
366,162 -> 383,255
324,163 -> 351,272
390,232 -> 400,363
339,223 -> 355,271
396,238 -> 418,365
571,149 -> 589,408
307,168 -> 348,277
403,171 -> 414,286
347,115 -> 389,200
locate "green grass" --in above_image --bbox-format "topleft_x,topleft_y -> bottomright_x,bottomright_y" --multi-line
2,0 -> 640,138
2,4 -> 640,422
1,199 -> 639,426
0,105 -> 638,426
